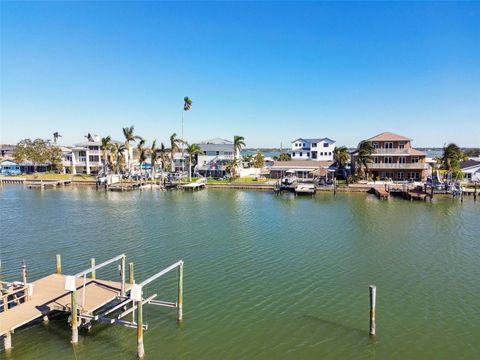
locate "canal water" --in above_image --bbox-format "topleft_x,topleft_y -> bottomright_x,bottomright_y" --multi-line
1,186 -> 479,359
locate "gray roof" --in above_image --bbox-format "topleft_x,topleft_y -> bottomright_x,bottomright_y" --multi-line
291,138 -> 335,144
199,138 -> 233,145
74,139 -> 123,147
460,160 -> 480,169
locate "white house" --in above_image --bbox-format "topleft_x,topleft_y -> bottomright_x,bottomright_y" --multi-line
289,138 -> 336,161
196,138 -> 239,178
62,135 -> 124,175
460,160 -> 480,183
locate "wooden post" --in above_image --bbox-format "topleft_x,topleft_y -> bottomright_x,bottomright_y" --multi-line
129,262 -> 134,285
56,254 -> 62,274
71,289 -> 78,344
430,185 -> 434,199
474,182 -> 477,201
177,262 -> 184,321
3,331 -> 12,350
137,300 -> 145,359
91,258 -> 96,280
369,285 -> 376,336
120,256 -> 126,297
333,177 -> 337,197
21,260 -> 27,285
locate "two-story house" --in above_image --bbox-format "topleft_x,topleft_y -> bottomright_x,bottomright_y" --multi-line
351,132 -> 428,181
289,138 -> 336,161
62,135 -> 123,175
195,138 -> 237,178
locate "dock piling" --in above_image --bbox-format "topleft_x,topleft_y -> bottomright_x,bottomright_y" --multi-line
71,289 -> 78,344
56,254 -> 62,274
369,285 -> 376,336
91,258 -> 96,280
137,300 -> 145,359
474,182 -> 477,201
177,261 -> 184,321
129,262 -> 134,285
3,331 -> 12,350
120,256 -> 126,297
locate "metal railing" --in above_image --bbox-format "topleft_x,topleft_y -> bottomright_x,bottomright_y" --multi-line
373,148 -> 409,155
369,163 -> 426,170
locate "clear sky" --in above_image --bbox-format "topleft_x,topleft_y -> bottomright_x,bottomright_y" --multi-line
1,1 -> 479,148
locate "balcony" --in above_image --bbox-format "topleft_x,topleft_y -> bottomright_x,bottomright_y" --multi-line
369,163 -> 427,170
373,148 -> 409,155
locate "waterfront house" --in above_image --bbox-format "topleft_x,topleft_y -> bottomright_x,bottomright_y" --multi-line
351,132 -> 429,181
196,138 -> 239,178
62,135 -> 124,175
0,160 -> 21,175
460,160 -> 480,182
289,138 -> 336,161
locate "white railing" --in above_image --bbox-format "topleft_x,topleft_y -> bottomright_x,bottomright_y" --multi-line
370,163 -> 426,170
373,148 -> 409,155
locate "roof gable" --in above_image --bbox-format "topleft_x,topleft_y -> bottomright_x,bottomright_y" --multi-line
366,132 -> 411,142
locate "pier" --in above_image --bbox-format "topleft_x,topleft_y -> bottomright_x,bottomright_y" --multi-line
1,254 -> 184,358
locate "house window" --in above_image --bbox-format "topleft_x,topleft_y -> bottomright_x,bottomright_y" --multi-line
329,152 -> 332,156
292,153 -> 295,157
323,143 -> 329,147
79,151 -> 86,156
373,157 -> 379,164
312,151 -> 317,159
216,151 -> 220,155
412,157 -> 419,163
384,157 -> 393,164
300,152 -> 303,156
399,157 -> 406,164
312,143 -> 317,147
384,142 -> 393,149
373,142 -> 379,149
307,152 -> 310,157
89,155 -> 99,162
398,172 -> 404,179
399,142 -> 405,149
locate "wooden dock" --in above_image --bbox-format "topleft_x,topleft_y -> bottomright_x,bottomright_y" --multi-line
370,186 -> 389,199
0,274 -> 129,337
26,180 -> 71,189
1,254 -> 184,358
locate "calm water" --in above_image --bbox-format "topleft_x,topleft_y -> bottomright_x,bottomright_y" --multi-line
1,186 -> 479,359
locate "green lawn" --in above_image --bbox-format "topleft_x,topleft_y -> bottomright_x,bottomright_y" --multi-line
207,177 -> 267,184
10,173 -> 96,182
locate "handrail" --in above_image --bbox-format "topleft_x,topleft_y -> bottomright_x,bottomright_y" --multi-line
74,254 -> 125,278
138,260 -> 183,287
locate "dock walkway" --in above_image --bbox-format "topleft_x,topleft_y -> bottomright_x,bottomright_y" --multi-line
0,273 -> 130,336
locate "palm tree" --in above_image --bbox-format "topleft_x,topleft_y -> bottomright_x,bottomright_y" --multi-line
333,146 -> 349,169
185,143 -> 203,182
225,158 -> 240,179
243,154 -> 253,168
101,136 -> 112,175
356,141 -> 374,180
159,142 -> 168,175
233,135 -> 246,178
53,132 -> 62,144
111,143 -> 127,174
170,133 -> 182,172
274,152 -> 291,161
150,140 -> 158,183
441,143 -> 464,172
137,139 -> 147,176
122,126 -> 142,173
181,97 -> 193,171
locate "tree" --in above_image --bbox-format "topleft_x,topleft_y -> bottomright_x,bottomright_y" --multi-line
111,143 -> 126,174
53,132 -> 62,144
355,141 -> 374,180
233,135 -> 246,178
101,136 -> 112,175
48,146 -> 63,173
333,146 -> 349,169
183,96 -> 192,111
274,152 -> 291,161
137,139 -> 147,176
13,138 -> 52,173
225,158 -> 240,179
253,151 -> 264,168
150,140 -> 158,183
441,143 -> 466,178
243,154 -> 253,168
185,143 -> 203,182
122,126 -> 142,173
464,148 -> 480,157
169,133 -> 182,172
159,142 -> 169,174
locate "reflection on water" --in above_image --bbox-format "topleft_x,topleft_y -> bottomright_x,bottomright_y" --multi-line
1,186 -> 479,359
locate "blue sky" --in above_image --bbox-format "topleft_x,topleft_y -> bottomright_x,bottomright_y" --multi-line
1,1 -> 479,148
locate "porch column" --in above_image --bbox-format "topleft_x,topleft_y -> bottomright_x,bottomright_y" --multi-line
71,151 -> 77,175
85,149 -> 91,175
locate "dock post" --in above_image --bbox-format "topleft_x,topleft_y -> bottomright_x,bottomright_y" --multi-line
71,289 -> 79,344
474,182 -> 477,201
56,254 -> 62,274
137,300 -> 145,359
91,258 -> 96,280
120,256 -> 126,297
369,285 -> 376,336
430,185 -> 434,199
3,331 -> 12,350
21,260 -> 28,301
129,262 -> 134,285
177,261 -> 184,321
333,177 -> 337,197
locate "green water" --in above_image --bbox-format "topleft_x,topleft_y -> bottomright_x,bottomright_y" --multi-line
1,186 -> 479,359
